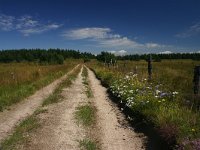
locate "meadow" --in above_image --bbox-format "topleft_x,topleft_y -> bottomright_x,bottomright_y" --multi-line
0,59 -> 79,111
88,59 -> 200,149
97,59 -> 200,106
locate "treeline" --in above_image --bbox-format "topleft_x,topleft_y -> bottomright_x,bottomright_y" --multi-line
97,52 -> 200,63
117,53 -> 200,61
0,49 -> 95,64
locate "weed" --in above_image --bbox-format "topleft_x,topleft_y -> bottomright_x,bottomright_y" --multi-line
75,104 -> 95,127
79,139 -> 98,150
82,67 -> 93,98
0,60 -> 80,111
42,65 -> 81,106
88,60 -> 200,149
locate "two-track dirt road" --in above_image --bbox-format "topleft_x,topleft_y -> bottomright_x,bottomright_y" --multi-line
0,66 -> 145,150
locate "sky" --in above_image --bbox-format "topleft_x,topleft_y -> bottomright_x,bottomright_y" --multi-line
0,0 -> 200,54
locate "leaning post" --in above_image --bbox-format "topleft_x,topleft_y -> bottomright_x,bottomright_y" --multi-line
148,54 -> 152,81
194,66 -> 200,108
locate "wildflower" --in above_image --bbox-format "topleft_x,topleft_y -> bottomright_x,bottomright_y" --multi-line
162,99 -> 165,102
158,100 -> 161,103
173,91 -> 179,95
155,95 -> 159,98
160,92 -> 168,97
146,101 -> 149,103
125,75 -> 129,79
129,90 -> 134,93
156,90 -> 161,95
191,128 -> 196,132
155,85 -> 159,89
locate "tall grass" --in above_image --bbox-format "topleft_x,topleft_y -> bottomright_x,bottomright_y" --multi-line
0,59 -> 81,111
88,60 -> 200,149
95,59 -> 200,106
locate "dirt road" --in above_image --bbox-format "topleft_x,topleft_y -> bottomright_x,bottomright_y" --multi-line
0,65 -> 79,143
0,66 -> 145,150
88,69 -> 144,150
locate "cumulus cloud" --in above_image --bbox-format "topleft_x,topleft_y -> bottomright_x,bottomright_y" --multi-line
145,43 -> 161,48
0,13 -> 62,36
62,27 -> 167,51
159,51 -> 173,54
63,27 -> 162,49
0,14 -> 15,31
63,27 -> 111,39
176,22 -> 200,38
108,50 -> 127,55
20,23 -> 62,36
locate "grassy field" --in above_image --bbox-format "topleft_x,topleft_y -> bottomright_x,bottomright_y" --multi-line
0,59 -> 80,111
1,65 -> 82,150
88,59 -> 200,149
99,59 -> 200,105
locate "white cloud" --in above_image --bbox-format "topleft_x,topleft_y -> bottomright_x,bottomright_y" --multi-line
20,23 -> 62,36
176,22 -> 200,38
108,50 -> 127,56
118,50 -> 127,55
99,37 -> 141,47
159,51 -> 173,54
145,43 -> 161,48
0,13 -> 62,36
63,27 -> 152,49
0,14 -> 15,31
63,27 -> 111,39
108,50 -> 116,54
63,27 -> 166,51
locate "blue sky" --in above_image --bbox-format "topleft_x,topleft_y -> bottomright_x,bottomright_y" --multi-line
0,0 -> 200,54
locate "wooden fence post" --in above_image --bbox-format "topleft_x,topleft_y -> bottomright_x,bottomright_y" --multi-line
194,66 -> 200,95
134,66 -> 137,74
193,66 -> 200,109
148,54 -> 152,80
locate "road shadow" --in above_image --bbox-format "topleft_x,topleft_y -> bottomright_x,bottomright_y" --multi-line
107,90 -> 175,150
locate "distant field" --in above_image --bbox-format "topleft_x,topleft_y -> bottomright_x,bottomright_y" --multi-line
0,60 -> 80,111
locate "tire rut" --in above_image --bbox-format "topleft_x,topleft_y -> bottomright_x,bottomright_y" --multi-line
18,67 -> 87,150
0,65 -> 79,144
87,68 -> 145,150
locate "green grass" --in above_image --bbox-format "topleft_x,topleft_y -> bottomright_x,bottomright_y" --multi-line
88,60 -> 200,149
42,66 -> 81,106
0,60 -> 80,111
0,66 -> 81,149
82,67 -> 93,98
76,67 -> 98,150
75,104 -> 95,127
79,139 -> 98,150
0,107 -> 47,150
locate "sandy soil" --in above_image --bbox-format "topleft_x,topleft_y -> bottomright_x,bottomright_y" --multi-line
1,65 -> 146,150
18,67 -> 86,150
88,69 -> 145,150
0,65 -> 79,143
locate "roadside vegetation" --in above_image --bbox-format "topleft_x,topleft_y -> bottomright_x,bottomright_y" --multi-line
0,60 -> 79,111
79,139 -> 97,150
82,66 -> 93,98
0,108 -> 46,150
0,66 -> 82,149
88,59 -> 200,149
